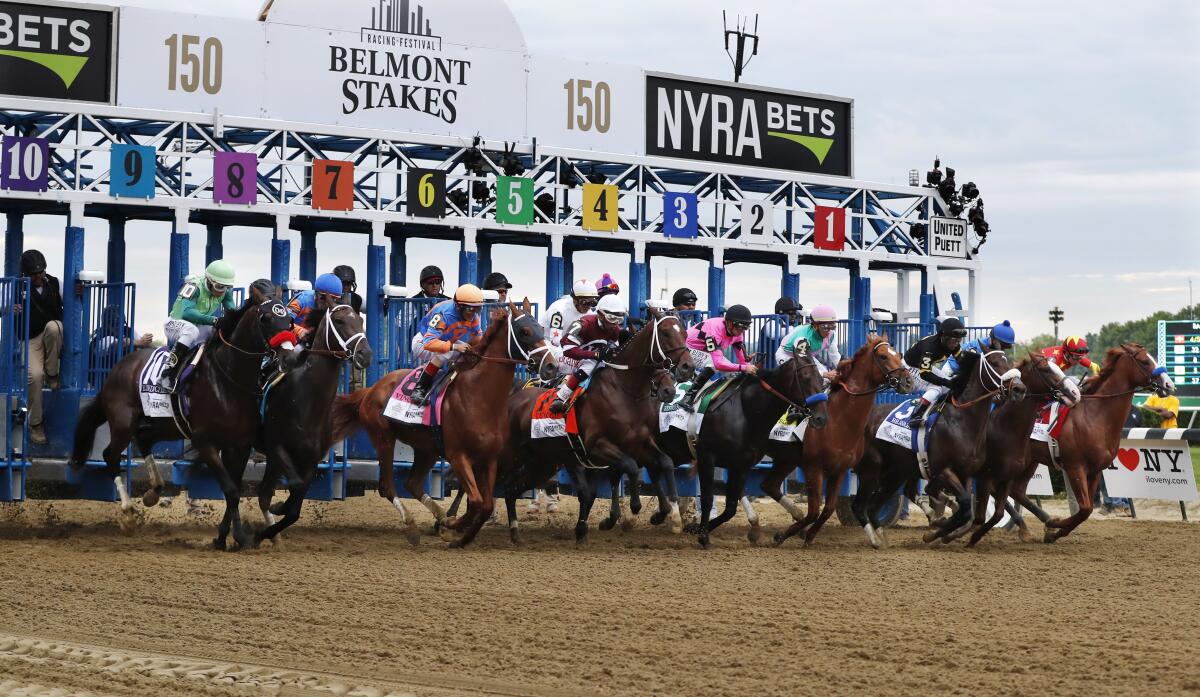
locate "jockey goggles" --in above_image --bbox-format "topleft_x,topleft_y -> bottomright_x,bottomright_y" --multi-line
208,280 -> 231,293
729,320 -> 752,330
577,297 -> 598,307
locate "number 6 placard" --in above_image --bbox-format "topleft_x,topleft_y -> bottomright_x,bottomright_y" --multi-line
406,168 -> 445,218
813,205 -> 846,251
213,151 -> 257,205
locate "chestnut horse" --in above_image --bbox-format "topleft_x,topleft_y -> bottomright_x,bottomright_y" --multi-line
330,300 -> 556,547
964,353 -> 1080,547
656,345 -> 830,548
1015,343 -> 1174,543
253,304 -> 372,546
852,349 -> 1026,548
499,310 -> 693,544
69,299 -> 296,548
762,335 -> 913,547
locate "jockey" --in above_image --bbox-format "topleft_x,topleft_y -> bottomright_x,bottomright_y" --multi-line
678,304 -> 758,412
1043,335 -> 1100,378
542,279 -> 599,349
408,283 -> 485,404
903,317 -> 968,427
159,259 -> 237,392
948,320 -> 1015,372
671,287 -> 702,328
596,273 -> 620,298
332,264 -> 364,313
286,273 -> 345,342
548,295 -> 626,414
776,304 -> 841,382
759,296 -> 802,363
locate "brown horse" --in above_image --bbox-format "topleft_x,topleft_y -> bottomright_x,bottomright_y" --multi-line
761,335 -> 913,547
69,299 -> 297,547
498,310 -> 693,544
964,353 -> 1080,547
852,348 -> 1027,548
330,300 -> 556,547
1016,343 -> 1174,543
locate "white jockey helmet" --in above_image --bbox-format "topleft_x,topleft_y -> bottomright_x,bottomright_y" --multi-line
596,295 -> 626,325
572,279 -> 598,298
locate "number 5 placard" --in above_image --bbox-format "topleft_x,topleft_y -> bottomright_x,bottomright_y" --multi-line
813,205 -> 846,251
495,176 -> 533,225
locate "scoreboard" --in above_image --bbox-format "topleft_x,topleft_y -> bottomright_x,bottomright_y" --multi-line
1161,320 -> 1200,397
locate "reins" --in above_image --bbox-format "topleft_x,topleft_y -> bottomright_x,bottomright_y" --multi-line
949,349 -> 1016,409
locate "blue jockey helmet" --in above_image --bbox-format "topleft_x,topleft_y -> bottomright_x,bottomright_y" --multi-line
991,320 -> 1015,345
315,273 -> 343,297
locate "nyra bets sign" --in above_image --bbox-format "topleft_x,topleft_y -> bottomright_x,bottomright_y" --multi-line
645,73 -> 853,177
1103,439 -> 1197,501
0,1 -> 114,103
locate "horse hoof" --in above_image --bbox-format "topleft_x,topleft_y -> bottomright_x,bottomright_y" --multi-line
1017,528 -> 1035,543
747,525 -> 762,545
698,535 -> 711,550
447,538 -> 466,550
598,518 -> 616,532
509,528 -> 521,545
620,517 -> 636,533
141,489 -> 160,507
269,501 -> 288,516
772,532 -> 786,547
1047,517 -> 1065,528
682,522 -> 702,535
211,538 -> 226,551
649,511 -> 666,526
1043,529 -> 1058,544
404,524 -> 421,546
438,525 -> 458,542
922,529 -> 941,544
668,517 -> 683,535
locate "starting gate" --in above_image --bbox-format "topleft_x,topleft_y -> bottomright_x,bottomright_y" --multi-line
0,277 -> 30,500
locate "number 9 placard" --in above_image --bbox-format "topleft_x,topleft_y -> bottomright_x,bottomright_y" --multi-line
495,176 -> 533,225
213,151 -> 257,205
110,145 -> 156,199
406,168 -> 445,218
662,192 -> 698,238
1,137 -> 50,192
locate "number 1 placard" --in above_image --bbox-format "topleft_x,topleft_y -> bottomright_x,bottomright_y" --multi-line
110,145 -> 156,199
213,151 -> 257,205
662,192 -> 698,238
582,183 -> 618,232
312,160 -> 354,211
1,137 -> 50,192
495,176 -> 533,225
813,205 -> 846,251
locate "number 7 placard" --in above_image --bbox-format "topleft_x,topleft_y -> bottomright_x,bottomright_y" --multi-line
312,160 -> 354,211
813,205 -> 846,251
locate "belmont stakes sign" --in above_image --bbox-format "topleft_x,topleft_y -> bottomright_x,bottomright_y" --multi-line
1103,439 -> 1197,501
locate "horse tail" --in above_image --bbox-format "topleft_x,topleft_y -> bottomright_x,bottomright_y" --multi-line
331,387 -> 370,443
69,396 -> 107,470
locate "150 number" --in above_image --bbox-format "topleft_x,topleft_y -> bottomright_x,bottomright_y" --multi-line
563,78 -> 611,133
164,34 -> 223,95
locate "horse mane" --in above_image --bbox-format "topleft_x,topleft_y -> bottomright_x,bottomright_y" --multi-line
1081,343 -> 1140,394
948,348 -> 980,395
828,335 -> 883,395
472,307 -> 508,351
612,308 -> 662,360
210,300 -> 252,343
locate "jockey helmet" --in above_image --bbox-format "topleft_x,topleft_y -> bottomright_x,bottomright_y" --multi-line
332,265 -> 356,291
937,317 -> 968,338
482,271 -> 512,290
991,320 -> 1015,347
724,304 -> 752,328
453,283 -> 485,307
19,249 -> 47,275
774,296 -> 799,314
315,273 -> 343,297
672,287 -> 698,307
205,259 -> 236,288
809,304 -> 838,323
596,295 -> 626,325
596,273 -> 620,297
571,279 -> 598,298
419,265 -> 444,284
1063,335 -> 1089,355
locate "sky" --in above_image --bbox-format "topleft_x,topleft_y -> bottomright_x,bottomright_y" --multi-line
12,0 -> 1200,340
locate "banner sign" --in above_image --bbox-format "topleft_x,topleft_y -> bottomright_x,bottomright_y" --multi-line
1103,439 -> 1197,501
0,0 -> 114,103
526,55 -> 644,156
644,73 -> 853,176
929,216 -> 968,258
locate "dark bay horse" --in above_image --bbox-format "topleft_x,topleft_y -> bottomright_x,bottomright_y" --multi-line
330,300 -> 556,547
965,353 -> 1079,547
656,346 -> 830,548
253,304 -> 372,546
762,336 -> 912,547
1018,343 -> 1174,543
69,299 -> 296,547
499,310 -> 693,544
852,349 -> 1026,548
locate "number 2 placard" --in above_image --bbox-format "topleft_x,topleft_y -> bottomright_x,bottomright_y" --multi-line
312,160 -> 354,211
1,137 -> 50,192
213,151 -> 257,205
813,205 -> 846,251
662,192 -> 698,238
741,200 -> 771,242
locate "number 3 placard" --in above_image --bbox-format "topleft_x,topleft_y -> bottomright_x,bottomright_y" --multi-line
2,137 -> 50,192
312,160 -> 354,211
813,205 -> 846,251
213,151 -> 257,205
662,192 -> 698,238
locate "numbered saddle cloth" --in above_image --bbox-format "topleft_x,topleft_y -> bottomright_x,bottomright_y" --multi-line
1031,400 -> 1069,444
658,377 -> 732,434
529,389 -> 583,439
382,366 -> 451,426
768,409 -> 810,443
138,347 -> 175,418
875,399 -> 942,478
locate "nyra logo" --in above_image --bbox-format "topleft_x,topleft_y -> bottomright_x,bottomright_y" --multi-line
0,7 -> 94,88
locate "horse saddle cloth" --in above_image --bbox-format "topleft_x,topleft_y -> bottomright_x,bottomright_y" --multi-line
658,376 -> 731,434
1031,399 -> 1068,466
383,365 -> 453,426
769,408 -> 810,443
530,388 -> 584,439
875,399 -> 943,479
139,345 -> 203,419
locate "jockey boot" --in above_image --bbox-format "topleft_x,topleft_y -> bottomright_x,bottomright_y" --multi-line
678,367 -> 714,413
409,367 -> 438,405
908,399 -> 931,428
549,380 -> 576,414
158,342 -> 190,393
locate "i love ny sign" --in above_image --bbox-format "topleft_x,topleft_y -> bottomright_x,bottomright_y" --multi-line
1103,439 -> 1197,501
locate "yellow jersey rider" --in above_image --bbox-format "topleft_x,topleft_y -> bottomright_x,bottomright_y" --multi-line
408,284 -> 485,404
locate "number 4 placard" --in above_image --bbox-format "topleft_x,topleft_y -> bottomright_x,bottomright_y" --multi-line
813,205 -> 846,251
582,183 -> 618,232
312,160 -> 354,211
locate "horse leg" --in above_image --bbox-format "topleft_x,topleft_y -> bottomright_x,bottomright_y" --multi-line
925,471 -> 972,543
599,467 -> 623,532
200,444 -> 237,550
803,470 -> 847,546
706,462 -> 745,534
100,416 -> 140,532
451,458 -> 496,549
397,448 -> 442,539
967,481 -> 1011,548
1045,464 -> 1095,542
690,453 -> 717,549
257,456 -> 280,538
572,463 -> 596,545
775,467 -> 822,546
254,452 -> 306,547
442,454 -> 481,538
133,424 -> 167,508
863,465 -> 906,549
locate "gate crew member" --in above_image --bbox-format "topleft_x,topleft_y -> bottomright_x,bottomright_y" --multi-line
671,287 -> 701,329
482,271 -> 513,304
903,317 -> 968,427
408,284 -> 484,405
287,273 -> 346,342
18,250 -> 64,446
776,304 -> 841,382
548,295 -> 626,414
542,279 -> 599,362
678,304 -> 758,413
159,260 -> 238,392
332,265 -> 364,313
414,265 -> 449,300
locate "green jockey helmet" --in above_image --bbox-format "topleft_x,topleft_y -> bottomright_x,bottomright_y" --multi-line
205,259 -> 236,288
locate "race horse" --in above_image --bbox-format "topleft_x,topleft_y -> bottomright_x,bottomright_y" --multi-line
762,335 -> 913,547
852,348 -> 1026,548
499,310 -> 694,544
1015,343 -> 1174,543
253,303 -> 372,546
965,352 -> 1080,547
69,298 -> 297,548
330,300 -> 556,547
657,342 -> 830,548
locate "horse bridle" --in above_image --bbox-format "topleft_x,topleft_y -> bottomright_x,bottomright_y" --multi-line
604,314 -> 690,373
1022,355 -> 1075,403
217,299 -> 288,357
505,309 -> 554,374
308,304 -> 367,362
754,348 -> 827,419
1082,344 -> 1170,399
950,349 -> 1021,408
839,340 -> 907,396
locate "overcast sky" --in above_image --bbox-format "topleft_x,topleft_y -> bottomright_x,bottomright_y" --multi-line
14,0 -> 1200,340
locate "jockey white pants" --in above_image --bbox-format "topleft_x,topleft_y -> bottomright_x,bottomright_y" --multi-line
410,334 -> 460,367
906,363 -> 951,403
689,348 -> 714,371
550,344 -> 581,377
164,318 -> 212,349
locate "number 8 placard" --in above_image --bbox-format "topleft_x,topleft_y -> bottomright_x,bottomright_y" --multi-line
213,151 -> 257,205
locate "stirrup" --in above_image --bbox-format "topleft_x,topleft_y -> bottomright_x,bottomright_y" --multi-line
549,398 -> 569,415
409,388 -> 429,406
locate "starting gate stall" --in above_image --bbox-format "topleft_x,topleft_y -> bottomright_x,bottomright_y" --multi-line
0,277 -> 30,500
0,0 -> 987,508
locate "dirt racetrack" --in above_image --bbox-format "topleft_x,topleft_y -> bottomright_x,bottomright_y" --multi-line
0,495 -> 1196,697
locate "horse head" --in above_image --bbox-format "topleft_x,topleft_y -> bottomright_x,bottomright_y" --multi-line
777,339 -> 830,429
846,335 -> 913,393
218,299 -> 297,364
1112,343 -> 1175,397
650,367 -> 677,403
1024,352 -> 1080,407
315,303 -> 372,371
615,307 -> 694,381
951,348 -> 1025,403
506,297 -> 557,382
